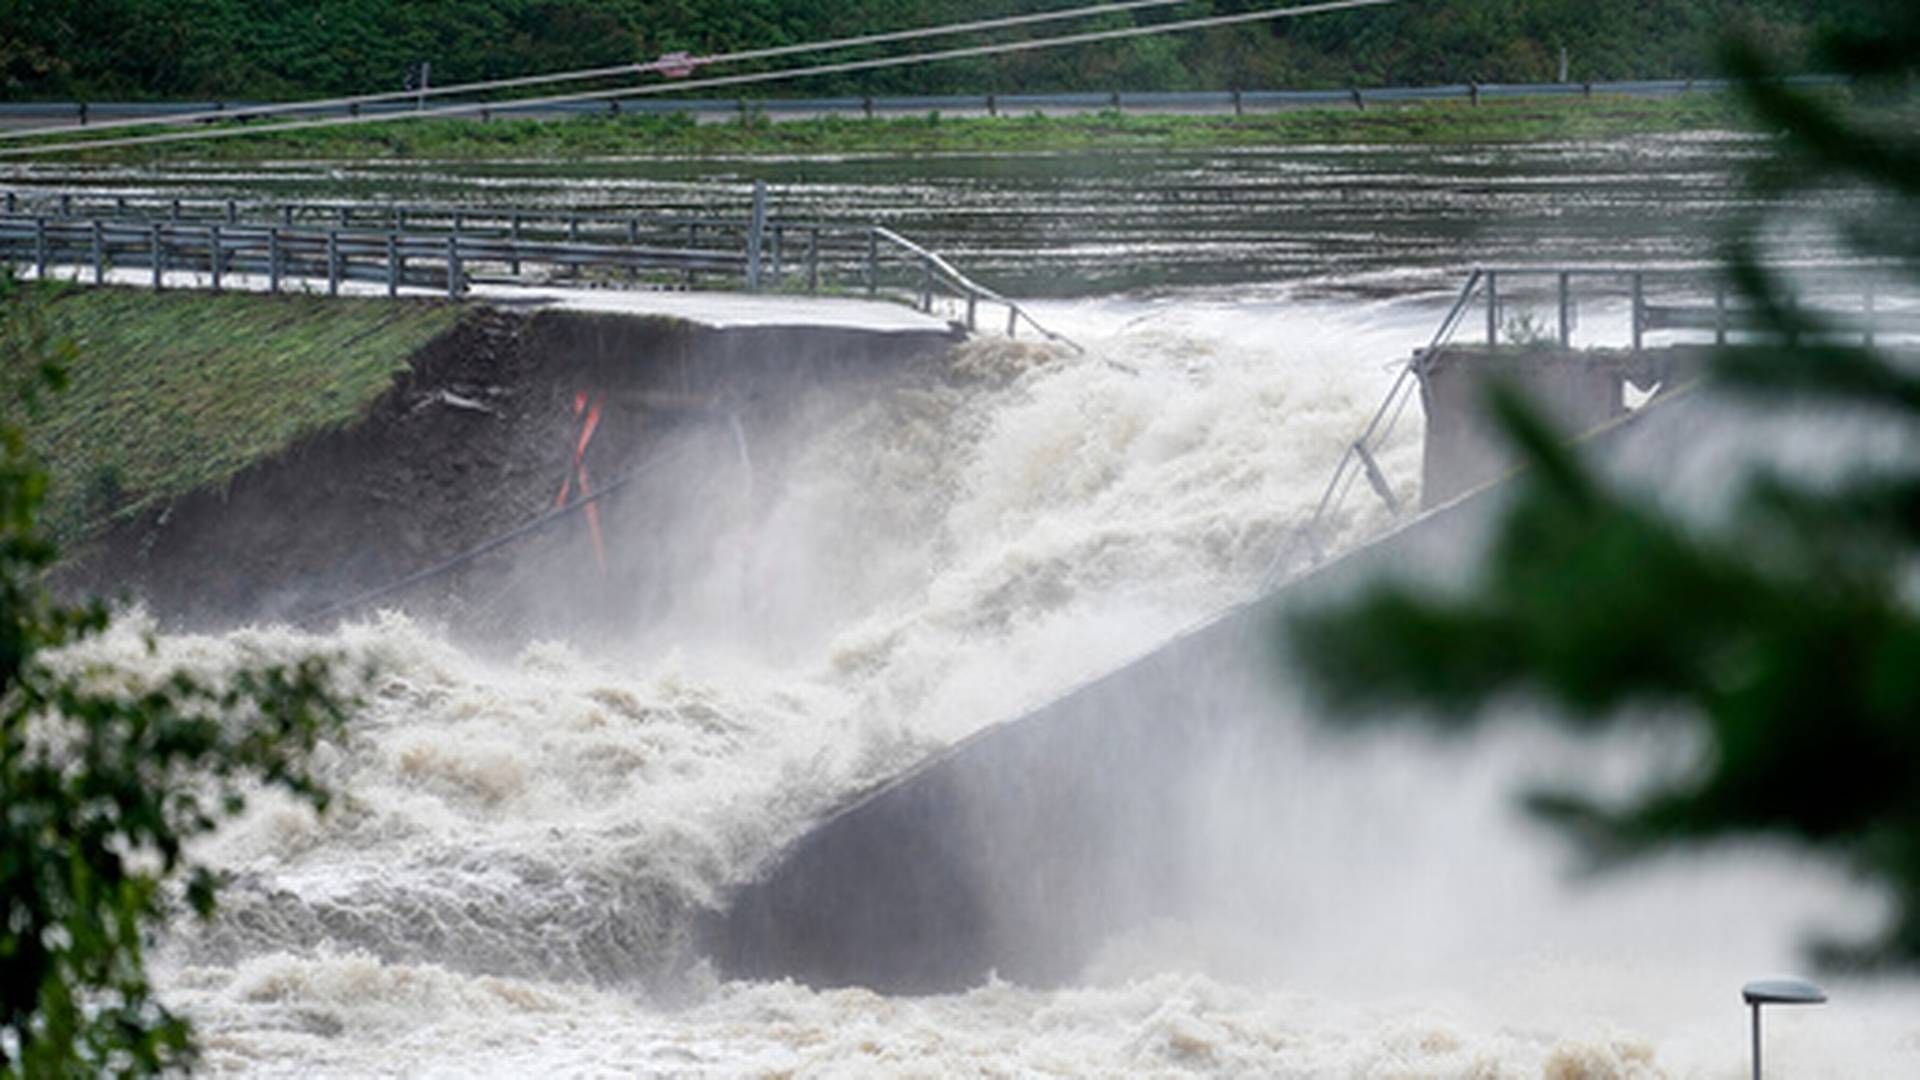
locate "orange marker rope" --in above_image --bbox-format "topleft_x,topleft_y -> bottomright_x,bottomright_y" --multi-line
555,390 -> 609,572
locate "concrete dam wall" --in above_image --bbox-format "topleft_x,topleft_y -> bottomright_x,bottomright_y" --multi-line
703,477 -> 1498,992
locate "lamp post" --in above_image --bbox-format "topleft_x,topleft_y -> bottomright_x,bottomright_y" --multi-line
1742,976 -> 1826,1080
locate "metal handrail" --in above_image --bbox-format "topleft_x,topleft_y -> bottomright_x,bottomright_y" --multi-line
1259,268 -> 1484,588
869,226 -> 1082,352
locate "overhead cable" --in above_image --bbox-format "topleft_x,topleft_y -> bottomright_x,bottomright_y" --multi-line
1,0 -> 1193,142
5,0 -> 1405,158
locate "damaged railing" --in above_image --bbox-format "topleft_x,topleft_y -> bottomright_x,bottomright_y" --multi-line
867,225 -> 1081,352
1259,269 -> 1483,588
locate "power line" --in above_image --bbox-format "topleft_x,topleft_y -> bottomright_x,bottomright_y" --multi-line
4,0 -> 1405,159
1,0 -> 1193,143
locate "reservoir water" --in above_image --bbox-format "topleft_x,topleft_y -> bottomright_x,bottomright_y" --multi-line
15,134 -> 1920,1075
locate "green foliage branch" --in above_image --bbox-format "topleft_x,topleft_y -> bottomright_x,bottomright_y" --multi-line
0,274 -> 351,1075
1285,10 -> 1920,967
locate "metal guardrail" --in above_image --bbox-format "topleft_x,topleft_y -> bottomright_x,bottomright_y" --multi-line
0,189 -> 1070,344
0,76 -> 1850,130
0,214 -> 748,296
1471,263 -> 1920,351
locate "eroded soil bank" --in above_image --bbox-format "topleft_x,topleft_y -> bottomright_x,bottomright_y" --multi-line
59,304 -> 958,642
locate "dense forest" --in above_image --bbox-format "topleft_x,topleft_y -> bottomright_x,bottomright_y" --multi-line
0,0 -> 1886,101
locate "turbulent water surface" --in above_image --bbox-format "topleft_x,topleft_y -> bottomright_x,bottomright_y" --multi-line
26,138 -> 1920,1075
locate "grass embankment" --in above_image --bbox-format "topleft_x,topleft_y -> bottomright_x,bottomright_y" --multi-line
58,93 -> 1775,163
28,285 -> 459,541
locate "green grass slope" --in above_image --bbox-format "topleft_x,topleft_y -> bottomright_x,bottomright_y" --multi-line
29,285 -> 460,541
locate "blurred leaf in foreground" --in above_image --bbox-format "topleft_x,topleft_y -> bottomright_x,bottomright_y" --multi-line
0,273 -> 352,1076
1284,10 -> 1920,968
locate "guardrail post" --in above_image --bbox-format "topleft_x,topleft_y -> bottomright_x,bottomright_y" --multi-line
1715,280 -> 1728,345
268,227 -> 282,293
170,199 -> 181,221
78,102 -> 89,127
1631,271 -> 1645,351
683,220 -> 697,286
327,230 -> 341,296
625,216 -> 639,282
866,228 -> 878,296
33,216 -> 47,280
59,193 -> 72,217
806,227 -> 819,294
91,219 -> 104,284
1351,87 -> 1366,111
1864,278 -> 1877,348
225,199 -> 237,224
771,224 -> 783,284
568,214 -> 580,242
282,204 -> 294,226
1485,269 -> 1498,345
1469,82 -> 1481,107
446,235 -> 463,298
509,213 -> 524,275
745,180 -> 768,292
338,206 -> 350,227
1233,89 -> 1244,117
919,255 -> 933,313
966,288 -> 977,331
987,93 -> 998,118
209,224 -> 222,290
863,96 -> 874,119
1110,90 -> 1122,111
1007,305 -> 1018,337
4,192 -> 14,214
150,223 -> 163,290
1557,271 -> 1571,348
387,234 -> 400,296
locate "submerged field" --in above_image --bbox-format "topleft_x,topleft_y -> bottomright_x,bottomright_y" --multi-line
27,92 -> 1779,163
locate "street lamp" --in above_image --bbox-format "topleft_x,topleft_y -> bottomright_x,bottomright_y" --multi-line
1742,976 -> 1826,1080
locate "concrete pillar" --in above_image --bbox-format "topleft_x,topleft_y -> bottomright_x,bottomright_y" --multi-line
1417,347 -> 1627,509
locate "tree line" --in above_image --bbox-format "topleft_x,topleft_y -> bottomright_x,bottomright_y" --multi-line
0,0 -> 1883,102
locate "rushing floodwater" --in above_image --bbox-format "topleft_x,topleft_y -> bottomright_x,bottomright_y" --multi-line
20,136 -> 1920,1075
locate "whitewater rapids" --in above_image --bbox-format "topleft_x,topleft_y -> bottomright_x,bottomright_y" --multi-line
76,292 -> 1920,1076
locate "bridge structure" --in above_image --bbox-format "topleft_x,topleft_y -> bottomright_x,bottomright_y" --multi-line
0,185 -> 1073,346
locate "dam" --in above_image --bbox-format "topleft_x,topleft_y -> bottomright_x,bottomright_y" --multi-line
12,138 -> 1917,1073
